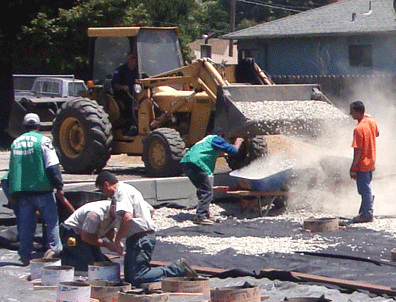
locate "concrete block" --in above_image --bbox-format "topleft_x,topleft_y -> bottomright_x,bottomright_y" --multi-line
124,179 -> 157,203
155,176 -> 196,201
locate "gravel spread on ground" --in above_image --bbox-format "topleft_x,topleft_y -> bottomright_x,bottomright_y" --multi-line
152,204 -> 396,257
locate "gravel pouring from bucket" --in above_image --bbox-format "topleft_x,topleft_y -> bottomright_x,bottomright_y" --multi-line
230,155 -> 294,191
214,85 -> 348,138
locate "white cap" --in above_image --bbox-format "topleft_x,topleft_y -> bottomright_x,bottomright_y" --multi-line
23,113 -> 40,126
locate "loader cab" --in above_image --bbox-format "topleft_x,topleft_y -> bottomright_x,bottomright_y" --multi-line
87,27 -> 183,84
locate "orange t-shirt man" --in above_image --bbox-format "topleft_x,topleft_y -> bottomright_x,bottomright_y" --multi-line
351,115 -> 379,172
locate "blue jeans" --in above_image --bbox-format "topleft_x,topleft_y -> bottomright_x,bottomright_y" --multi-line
356,171 -> 374,218
18,192 -> 62,259
59,225 -> 106,271
124,234 -> 186,286
182,162 -> 212,220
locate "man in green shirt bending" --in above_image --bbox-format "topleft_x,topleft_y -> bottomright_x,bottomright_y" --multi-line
181,131 -> 243,225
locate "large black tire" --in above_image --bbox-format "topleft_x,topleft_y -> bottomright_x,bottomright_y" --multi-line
142,128 -> 185,177
227,135 -> 268,170
52,98 -> 113,174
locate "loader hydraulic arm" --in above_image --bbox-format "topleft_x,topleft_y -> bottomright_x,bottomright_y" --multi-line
139,58 -> 228,103
149,90 -> 198,129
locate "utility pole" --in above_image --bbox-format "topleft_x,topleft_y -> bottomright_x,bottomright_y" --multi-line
229,0 -> 236,57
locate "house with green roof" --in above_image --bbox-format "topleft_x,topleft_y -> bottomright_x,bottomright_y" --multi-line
223,0 -> 396,76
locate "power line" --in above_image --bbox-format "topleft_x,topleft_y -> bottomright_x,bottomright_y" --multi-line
236,0 -> 303,13
149,19 -> 230,35
260,0 -> 323,10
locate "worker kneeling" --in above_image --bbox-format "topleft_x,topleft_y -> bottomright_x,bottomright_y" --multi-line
95,171 -> 197,286
59,200 -> 119,271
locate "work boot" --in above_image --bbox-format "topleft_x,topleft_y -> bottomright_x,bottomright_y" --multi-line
193,217 -> 214,225
351,214 -> 373,224
178,258 -> 198,278
19,256 -> 30,266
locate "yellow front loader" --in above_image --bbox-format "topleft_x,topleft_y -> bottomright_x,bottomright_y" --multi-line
51,27 -> 342,176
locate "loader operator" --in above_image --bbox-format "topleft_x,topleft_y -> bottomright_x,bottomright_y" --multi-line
112,51 -> 139,136
59,200 -> 119,271
349,101 -> 379,224
180,131 -> 244,225
95,171 -> 198,286
8,113 -> 75,265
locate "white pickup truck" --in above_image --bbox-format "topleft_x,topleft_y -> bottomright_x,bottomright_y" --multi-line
14,76 -> 88,101
8,75 -> 89,137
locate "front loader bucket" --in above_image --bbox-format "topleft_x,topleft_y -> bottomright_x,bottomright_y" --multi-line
214,84 -> 348,138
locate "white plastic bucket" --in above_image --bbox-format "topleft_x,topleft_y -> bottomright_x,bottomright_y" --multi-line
42,265 -> 74,286
57,281 -> 91,302
88,261 -> 121,283
30,258 -> 61,280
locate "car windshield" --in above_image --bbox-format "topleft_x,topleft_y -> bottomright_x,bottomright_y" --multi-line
68,82 -> 88,96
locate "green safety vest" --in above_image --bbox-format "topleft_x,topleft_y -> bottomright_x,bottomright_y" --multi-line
180,135 -> 221,175
8,131 -> 53,195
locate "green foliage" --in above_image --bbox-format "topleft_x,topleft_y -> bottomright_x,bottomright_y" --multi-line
12,0 -> 152,76
196,0 -> 230,37
8,0 -> 330,76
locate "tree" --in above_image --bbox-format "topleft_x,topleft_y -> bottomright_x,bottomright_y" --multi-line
12,0 -> 151,77
221,0 -> 329,26
196,0 -> 230,37
140,0 -> 202,62
8,0 -> 331,76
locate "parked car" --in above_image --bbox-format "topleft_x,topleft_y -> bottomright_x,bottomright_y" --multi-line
14,76 -> 88,101
8,75 -> 88,137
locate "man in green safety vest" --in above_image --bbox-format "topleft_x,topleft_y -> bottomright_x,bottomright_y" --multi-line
8,113 -> 75,265
180,131 -> 244,225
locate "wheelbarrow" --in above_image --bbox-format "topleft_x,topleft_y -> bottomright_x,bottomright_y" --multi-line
215,156 -> 294,216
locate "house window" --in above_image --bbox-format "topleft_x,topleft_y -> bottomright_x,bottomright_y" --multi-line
349,44 -> 372,67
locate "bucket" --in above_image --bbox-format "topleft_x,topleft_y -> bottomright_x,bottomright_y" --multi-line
88,261 -> 121,283
42,265 -> 74,286
30,258 -> 61,280
118,289 -> 169,302
161,277 -> 210,297
211,285 -> 261,302
303,218 -> 339,232
90,280 -> 131,302
57,281 -> 91,302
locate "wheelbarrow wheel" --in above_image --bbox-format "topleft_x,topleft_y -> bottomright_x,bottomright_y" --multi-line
227,135 -> 267,170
